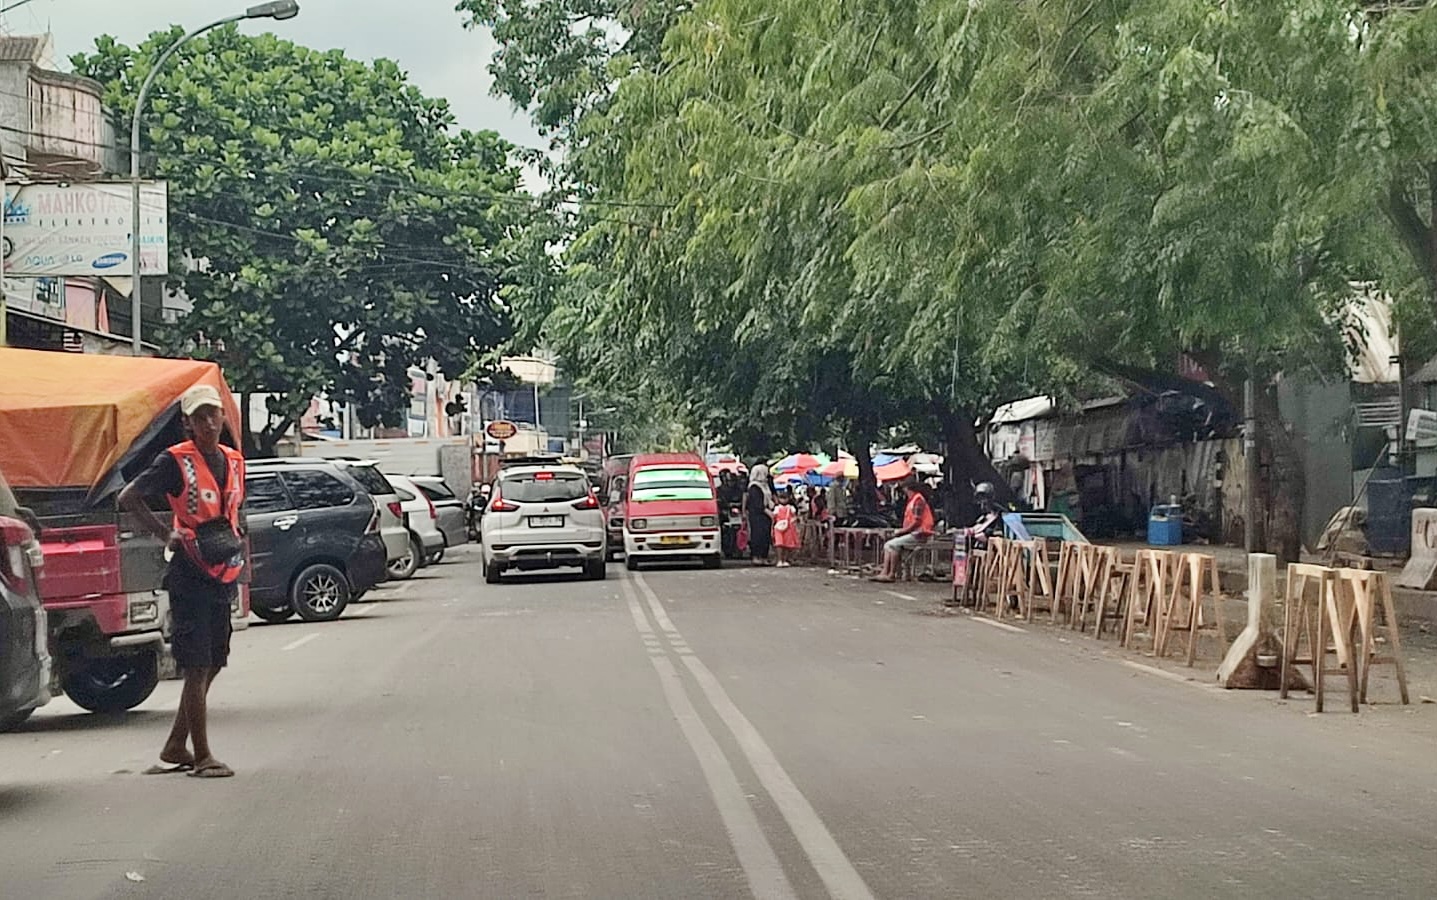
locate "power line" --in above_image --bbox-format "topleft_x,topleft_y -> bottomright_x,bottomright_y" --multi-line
0,0 -> 41,16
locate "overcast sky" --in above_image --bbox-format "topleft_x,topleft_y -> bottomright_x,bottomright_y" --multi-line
3,0 -> 543,151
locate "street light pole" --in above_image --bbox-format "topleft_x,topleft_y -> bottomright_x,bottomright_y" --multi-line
129,1 -> 300,355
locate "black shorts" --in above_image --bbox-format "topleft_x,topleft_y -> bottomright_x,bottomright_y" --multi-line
171,599 -> 232,670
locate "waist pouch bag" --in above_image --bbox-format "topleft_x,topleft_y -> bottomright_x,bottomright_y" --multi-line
193,518 -> 243,566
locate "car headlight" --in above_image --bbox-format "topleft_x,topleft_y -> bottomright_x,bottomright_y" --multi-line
630,518 -> 647,530
700,516 -> 717,527
128,597 -> 160,625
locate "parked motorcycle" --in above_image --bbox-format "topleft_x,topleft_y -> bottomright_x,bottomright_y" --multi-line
721,504 -> 745,559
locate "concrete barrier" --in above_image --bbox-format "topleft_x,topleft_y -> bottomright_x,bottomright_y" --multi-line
1396,508 -> 1437,590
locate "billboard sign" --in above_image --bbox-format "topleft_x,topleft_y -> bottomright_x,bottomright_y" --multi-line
2,181 -> 169,276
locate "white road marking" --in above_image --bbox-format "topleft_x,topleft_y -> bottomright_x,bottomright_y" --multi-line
1118,659 -> 1218,690
633,572 -> 875,900
971,616 -> 1026,634
617,577 -> 795,900
281,633 -> 321,652
883,590 -> 918,602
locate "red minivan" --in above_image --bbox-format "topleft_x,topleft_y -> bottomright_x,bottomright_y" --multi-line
622,453 -> 721,571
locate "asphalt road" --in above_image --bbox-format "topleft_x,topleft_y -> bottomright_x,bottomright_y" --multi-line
3,549 -> 1436,899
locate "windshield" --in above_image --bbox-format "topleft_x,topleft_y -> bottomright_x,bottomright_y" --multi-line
631,467 -> 714,502
501,471 -> 590,503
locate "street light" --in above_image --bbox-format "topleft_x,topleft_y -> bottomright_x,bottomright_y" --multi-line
129,1 -> 301,354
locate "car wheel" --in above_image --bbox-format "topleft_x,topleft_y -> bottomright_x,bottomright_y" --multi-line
252,604 -> 296,624
62,651 -> 160,714
703,554 -> 723,570
291,563 -> 351,622
0,707 -> 35,732
410,535 -> 428,569
485,561 -> 503,584
625,555 -> 639,571
428,546 -> 445,565
387,542 -> 419,581
586,559 -> 608,580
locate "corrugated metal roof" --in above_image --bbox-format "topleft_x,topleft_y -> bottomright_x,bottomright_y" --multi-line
0,36 -> 45,62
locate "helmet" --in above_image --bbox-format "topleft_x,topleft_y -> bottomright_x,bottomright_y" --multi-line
974,482 -> 995,499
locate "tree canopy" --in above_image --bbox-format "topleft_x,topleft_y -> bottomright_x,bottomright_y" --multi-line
74,27 -> 541,453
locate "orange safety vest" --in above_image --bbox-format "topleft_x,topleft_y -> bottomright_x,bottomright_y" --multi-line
903,492 -> 935,538
166,441 -> 246,584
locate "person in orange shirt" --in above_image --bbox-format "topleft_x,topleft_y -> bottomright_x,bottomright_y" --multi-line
771,490 -> 801,567
872,474 -> 934,583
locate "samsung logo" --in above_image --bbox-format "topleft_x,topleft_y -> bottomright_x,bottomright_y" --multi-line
92,252 -> 128,270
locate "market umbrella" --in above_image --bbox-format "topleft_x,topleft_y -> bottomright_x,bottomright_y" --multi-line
874,458 -> 914,483
772,452 -> 827,473
818,458 -> 859,479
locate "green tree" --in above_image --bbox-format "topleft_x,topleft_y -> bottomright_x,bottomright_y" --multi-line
74,28 -> 539,455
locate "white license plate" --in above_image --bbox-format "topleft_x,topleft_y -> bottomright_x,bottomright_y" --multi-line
529,516 -> 564,528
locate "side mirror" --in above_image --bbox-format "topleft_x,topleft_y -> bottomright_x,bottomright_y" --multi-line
16,506 -> 42,539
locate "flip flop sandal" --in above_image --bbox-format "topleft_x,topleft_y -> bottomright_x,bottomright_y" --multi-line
188,763 -> 235,779
142,763 -> 194,775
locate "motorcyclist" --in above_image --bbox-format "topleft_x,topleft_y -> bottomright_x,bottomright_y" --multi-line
967,482 -> 1004,546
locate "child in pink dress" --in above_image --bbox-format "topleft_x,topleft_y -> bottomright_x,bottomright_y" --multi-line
771,492 -> 800,567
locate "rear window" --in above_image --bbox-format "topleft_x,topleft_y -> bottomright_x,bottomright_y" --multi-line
416,482 -> 456,501
345,464 -> 394,496
631,467 -> 714,502
282,470 -> 355,510
501,471 -> 590,503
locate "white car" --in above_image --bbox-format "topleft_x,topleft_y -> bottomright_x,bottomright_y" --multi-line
385,473 -> 447,579
480,464 -> 607,584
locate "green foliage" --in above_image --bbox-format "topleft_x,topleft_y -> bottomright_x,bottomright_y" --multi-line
473,0 -> 1437,459
73,27 -> 543,451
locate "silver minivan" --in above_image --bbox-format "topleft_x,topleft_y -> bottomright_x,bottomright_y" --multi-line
479,465 -> 607,583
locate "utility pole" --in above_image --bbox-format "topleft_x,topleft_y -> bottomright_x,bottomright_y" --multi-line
1244,371 -> 1259,553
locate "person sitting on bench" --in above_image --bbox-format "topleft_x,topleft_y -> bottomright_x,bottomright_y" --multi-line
872,474 -> 934,583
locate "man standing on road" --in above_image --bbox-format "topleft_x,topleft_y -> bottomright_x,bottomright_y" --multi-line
119,385 -> 245,779
871,473 -> 934,583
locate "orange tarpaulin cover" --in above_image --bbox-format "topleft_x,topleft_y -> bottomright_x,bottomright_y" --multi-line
0,349 -> 241,489
874,459 -> 913,483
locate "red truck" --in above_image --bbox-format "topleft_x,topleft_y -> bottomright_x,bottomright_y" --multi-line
0,349 -> 247,715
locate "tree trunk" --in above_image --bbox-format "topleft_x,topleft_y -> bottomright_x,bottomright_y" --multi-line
853,440 -> 879,517
938,405 -> 1014,527
1256,385 -> 1304,563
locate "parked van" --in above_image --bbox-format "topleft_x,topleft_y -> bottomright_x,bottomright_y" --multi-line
623,453 -> 721,571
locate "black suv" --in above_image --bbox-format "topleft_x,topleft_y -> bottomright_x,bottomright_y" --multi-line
1,466 -> 49,730
244,460 -> 387,623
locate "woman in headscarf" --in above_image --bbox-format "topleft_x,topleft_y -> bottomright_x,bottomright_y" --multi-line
743,463 -> 775,565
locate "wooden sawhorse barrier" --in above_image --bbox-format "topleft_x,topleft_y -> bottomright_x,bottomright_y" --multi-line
1154,552 -> 1229,667
1335,569 -> 1410,707
1122,548 -> 1176,650
1280,564 -> 1358,713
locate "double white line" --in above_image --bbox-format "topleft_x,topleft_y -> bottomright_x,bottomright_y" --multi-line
619,571 -> 874,900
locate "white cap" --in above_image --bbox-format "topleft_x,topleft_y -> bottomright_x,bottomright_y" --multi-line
181,385 -> 224,416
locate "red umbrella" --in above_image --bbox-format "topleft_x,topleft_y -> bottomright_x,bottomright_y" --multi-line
819,458 -> 859,478
773,453 -> 824,473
